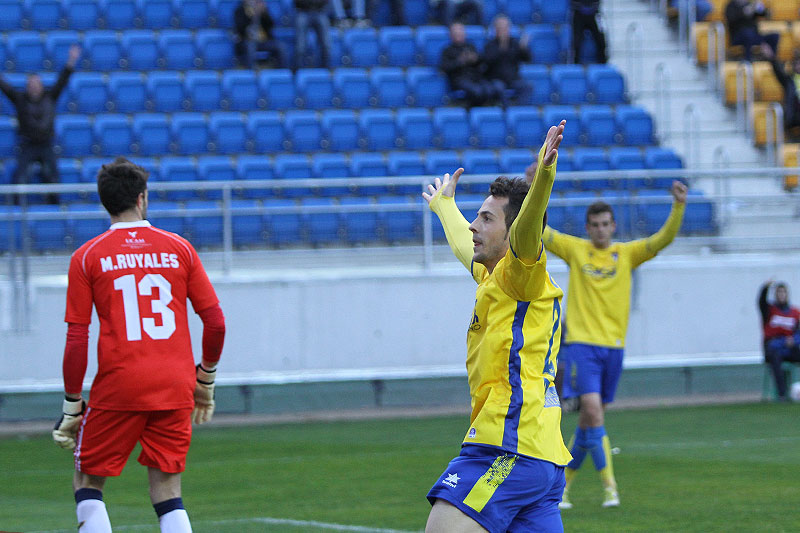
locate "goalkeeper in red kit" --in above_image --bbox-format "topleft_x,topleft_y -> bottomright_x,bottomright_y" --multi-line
52,157 -> 226,532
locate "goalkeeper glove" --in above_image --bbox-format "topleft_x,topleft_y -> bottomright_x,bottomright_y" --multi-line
52,397 -> 86,450
192,364 -> 216,424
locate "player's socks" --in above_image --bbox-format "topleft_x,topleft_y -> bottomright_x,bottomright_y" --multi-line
583,426 -> 607,472
75,488 -> 112,533
566,427 -> 588,470
598,434 -> 618,492
154,498 -> 193,533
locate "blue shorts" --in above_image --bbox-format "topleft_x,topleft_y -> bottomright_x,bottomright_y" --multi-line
564,343 -> 624,404
427,445 -> 565,533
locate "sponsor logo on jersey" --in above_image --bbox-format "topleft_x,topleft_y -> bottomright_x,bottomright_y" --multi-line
581,263 -> 617,279
469,301 -> 481,332
770,314 -> 798,330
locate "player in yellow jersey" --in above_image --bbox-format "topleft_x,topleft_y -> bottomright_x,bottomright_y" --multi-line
423,121 -> 572,533
543,181 -> 687,509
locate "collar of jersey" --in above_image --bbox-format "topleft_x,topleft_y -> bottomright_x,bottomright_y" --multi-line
109,220 -> 152,230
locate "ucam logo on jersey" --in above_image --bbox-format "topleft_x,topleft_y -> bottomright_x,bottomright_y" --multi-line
442,473 -> 460,488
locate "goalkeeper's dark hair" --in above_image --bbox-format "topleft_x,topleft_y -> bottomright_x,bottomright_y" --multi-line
97,157 -> 149,216
586,201 -> 615,223
488,176 -> 547,231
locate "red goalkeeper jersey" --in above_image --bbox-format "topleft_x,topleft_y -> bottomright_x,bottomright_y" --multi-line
65,220 -> 219,411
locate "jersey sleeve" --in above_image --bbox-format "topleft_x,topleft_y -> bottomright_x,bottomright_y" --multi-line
186,245 -> 220,313
542,226 -> 581,263
429,193 -> 487,283
493,247 -> 552,302
625,201 -> 685,268
64,251 -> 94,325
508,143 -> 555,263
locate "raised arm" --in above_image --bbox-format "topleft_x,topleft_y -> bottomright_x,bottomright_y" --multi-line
629,181 -> 687,267
51,45 -> 80,100
759,282 -> 772,325
508,120 -> 565,263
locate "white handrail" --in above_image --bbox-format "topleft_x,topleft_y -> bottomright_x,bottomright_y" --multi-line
765,102 -> 785,168
683,103 -> 701,167
736,62 -> 754,137
711,145 -> 731,229
625,22 -> 644,98
655,62 -> 672,142
707,22 -> 726,94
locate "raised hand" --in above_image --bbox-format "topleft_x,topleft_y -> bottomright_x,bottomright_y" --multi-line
422,168 -> 464,205
542,120 -> 566,167
671,180 -> 688,203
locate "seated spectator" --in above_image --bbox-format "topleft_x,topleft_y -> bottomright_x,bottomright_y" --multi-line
234,0 -> 285,67
440,22 -> 503,107
294,0 -> 332,68
572,0 -> 607,64
483,15 -> 531,104
761,44 -> 800,138
431,0 -> 482,26
669,0 -> 713,22
725,0 -> 778,62
759,280 -> 800,401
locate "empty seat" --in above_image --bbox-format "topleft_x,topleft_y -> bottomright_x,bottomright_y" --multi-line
470,107 -> 507,148
259,69 -> 295,109
247,111 -> 284,153
526,25 -> 560,64
552,64 -> 587,104
27,205 -> 66,251
302,197 -> 341,243
379,26 -> 416,66
139,0 -> 175,28
147,71 -> 185,112
608,146 -> 645,170
222,70 -> 260,111
462,149 -> 501,175
185,200 -> 223,246
8,32 -> 45,71
284,110 -> 322,152
682,190 -> 715,234
321,109 -> 359,152
580,105 -> 617,146
133,113 -> 171,155
370,67 -> 408,107
519,64 -> 553,105
109,72 -> 146,113
415,26 -> 450,66
174,0 -> 210,28
56,115 -> 93,157
57,158 -> 82,202
536,0 -> 569,23
65,0 -> 101,31
69,73 -> 110,114
573,147 -> 612,189
45,30 -> 80,71
196,28 -> 233,69
359,109 -> 398,150
209,111 -> 247,154
0,117 -> 16,158
94,114 -> 133,156
197,155 -> 235,200
343,27 -> 380,67
26,0 -> 61,30
425,150 -> 461,176
543,105 -> 580,146
264,198 -> 301,245
340,197 -> 380,242
617,106 -> 655,145
407,67 -> 447,107
507,0 -> 534,24
230,198 -> 266,246
378,196 -> 419,242
147,201 -> 184,235
311,152 -> 350,196
350,152 -> 389,194
296,68 -> 334,109
397,108 -> 434,150
159,29 -> 196,69
185,70 -> 221,112
643,147 -> 682,189
499,148 -> 538,174
84,30 -> 122,71
122,30 -> 160,70
506,106 -> 544,148
172,113 -> 209,155
635,189 -> 673,234
211,0 -> 238,28
274,153 -> 312,198
333,68 -> 371,109
160,156 -> 200,200
0,0 -> 24,31
434,108 -> 469,149
237,154 -> 274,199
104,0 -> 138,30
587,64 -> 626,104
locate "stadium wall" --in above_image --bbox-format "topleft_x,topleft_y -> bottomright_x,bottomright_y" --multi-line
1,251 -> 799,390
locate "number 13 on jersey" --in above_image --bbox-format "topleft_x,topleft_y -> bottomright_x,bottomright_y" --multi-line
113,273 -> 176,341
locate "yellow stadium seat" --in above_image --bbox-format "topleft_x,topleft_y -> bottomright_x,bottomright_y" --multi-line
765,0 -> 799,22
723,61 -> 748,105
753,61 -> 785,103
694,22 -> 710,65
707,0 -> 726,22
752,102 -> 782,146
782,143 -> 799,191
758,20 -> 792,62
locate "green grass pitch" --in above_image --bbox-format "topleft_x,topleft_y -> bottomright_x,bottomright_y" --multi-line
1,403 -> 798,532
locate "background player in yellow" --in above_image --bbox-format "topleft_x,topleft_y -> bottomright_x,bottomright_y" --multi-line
422,120 -> 572,533
543,181 -> 687,509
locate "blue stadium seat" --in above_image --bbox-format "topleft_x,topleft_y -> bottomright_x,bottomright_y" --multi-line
133,114 -> 171,156
340,197 -> 380,243
499,148 -> 537,174
0,117 -> 16,158
0,0 -> 24,31
230,198 -> 265,246
147,71 -> 185,112
302,197 -> 341,244
139,0 -> 175,28
84,30 -> 122,71
388,151 -> 426,195
343,27 -> 379,67
543,105 -> 580,146
403,0 -> 428,25
184,200 -> 223,246
104,0 -> 139,30
469,107 -> 507,148
333,68 -> 371,109
131,156 -> 159,181
209,111 -> 247,154
122,30 -> 159,70
172,113 -> 209,155
274,153 -> 312,198
174,0 -> 209,28
185,71 -> 221,112
434,108 -> 469,149
481,0 -> 503,22
464,25 -> 486,52
396,108 -> 434,150
147,201 -> 184,235
415,26 -> 450,66
264,198 -> 301,245
378,196 -> 419,242
526,25 -> 560,64
247,111 -> 284,153
94,114 -> 133,156
8,32 -> 45,71
350,152 -> 389,194
643,147 -> 682,189
159,29 -> 196,69
222,70 -> 259,111
573,147 -> 612,190
284,110 -> 322,152
45,30 -> 79,71
635,189 -> 672,234
507,0 -> 534,24
311,152 -> 350,196
64,0 -> 101,30
197,155 -> 234,200
26,0 -> 61,30
683,191 -> 715,234
560,191 -> 594,231
27,205 -> 68,251
587,64 -> 626,104
370,67 -> 408,108
160,155 -> 200,200
69,202 -> 111,245
407,67 -> 447,107
196,28 -> 233,69
608,146 -> 645,175
617,106 -> 655,146
237,154 -> 274,199
506,106 -> 544,148
109,72 -> 146,113
211,0 -> 238,28
425,150 -> 461,177
58,158 -> 82,203
56,115 -> 93,157
321,109 -> 359,152
359,109 -> 398,151
551,64 -> 587,104
69,73 -> 110,114
296,68 -> 334,109
462,149 -> 501,175
379,26 -> 416,67
535,0 -> 569,23
519,64 -> 553,105
580,105 -> 618,146
259,69 -> 295,109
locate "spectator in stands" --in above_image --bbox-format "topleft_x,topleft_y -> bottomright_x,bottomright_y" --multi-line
294,0 -> 332,68
758,280 -> 800,401
431,0 -> 482,26
483,15 -> 531,104
0,44 -> 80,205
234,0 -> 285,68
761,44 -> 800,137
330,0 -> 369,27
440,22 -> 503,107
725,0 -> 779,62
572,0 -> 607,64
668,0 -> 713,22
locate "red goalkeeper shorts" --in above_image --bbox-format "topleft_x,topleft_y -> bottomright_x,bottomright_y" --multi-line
74,407 -> 193,476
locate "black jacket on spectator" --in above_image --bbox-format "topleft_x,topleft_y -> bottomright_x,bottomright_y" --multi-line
234,3 -> 275,41
725,0 -> 767,38
440,42 -> 484,85
0,67 -> 72,143
768,58 -> 800,129
294,0 -> 328,12
571,0 -> 601,14
483,37 -> 531,85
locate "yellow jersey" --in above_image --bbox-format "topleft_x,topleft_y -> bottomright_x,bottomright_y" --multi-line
542,202 -> 685,348
429,146 -> 572,466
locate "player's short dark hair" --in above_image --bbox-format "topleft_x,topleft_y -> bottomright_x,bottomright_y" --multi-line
488,176 -> 547,231
586,201 -> 615,223
97,157 -> 149,216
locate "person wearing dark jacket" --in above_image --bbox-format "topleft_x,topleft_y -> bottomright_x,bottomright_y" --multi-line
725,0 -> 778,62
294,0 -> 331,68
572,0 -> 607,64
0,44 -> 80,205
761,43 -> 800,134
440,23 -> 503,107
234,0 -> 285,67
758,281 -> 800,401
483,15 -> 531,104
